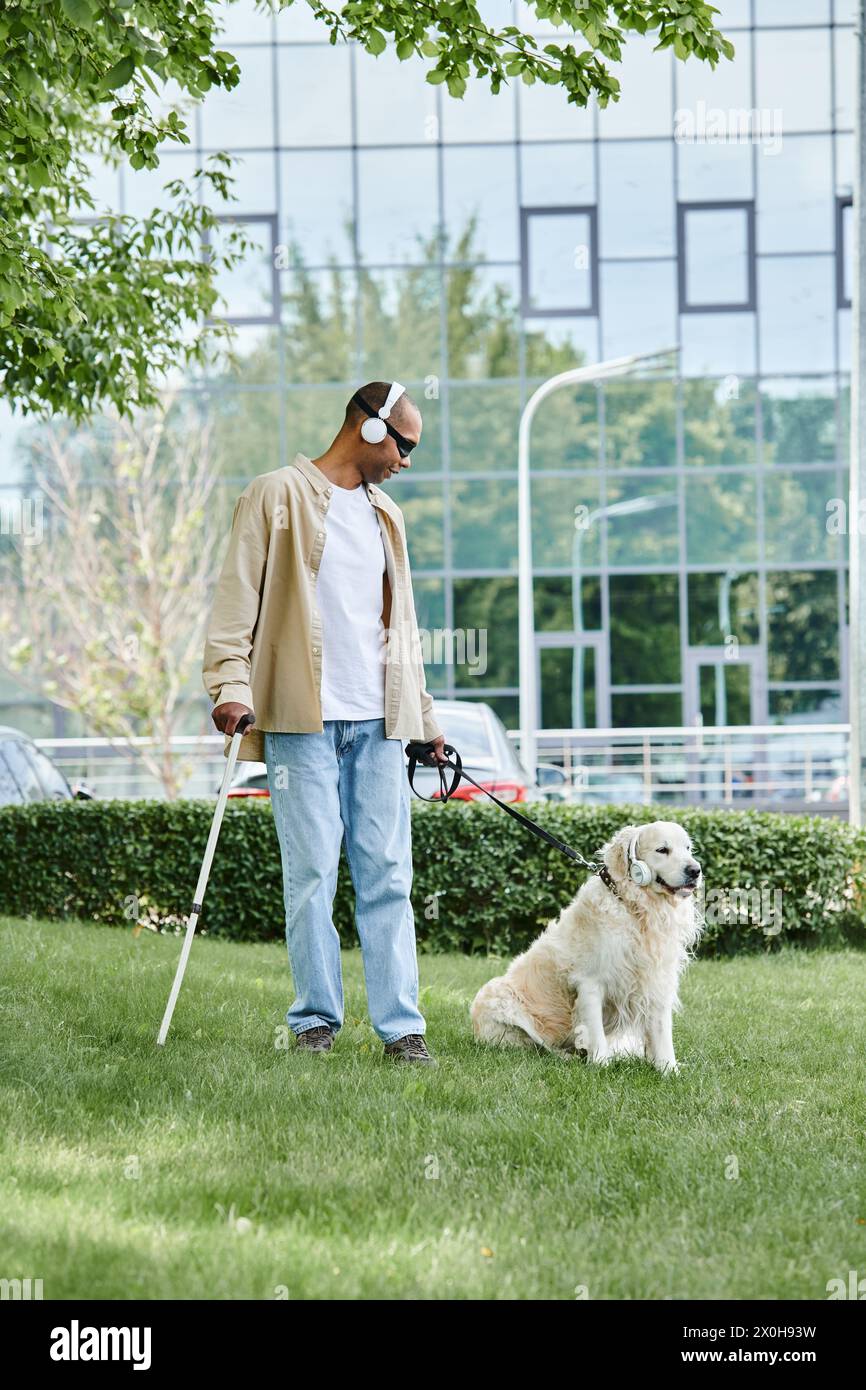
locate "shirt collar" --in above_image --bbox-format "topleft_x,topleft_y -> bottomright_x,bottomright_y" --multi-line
291,451 -> 389,511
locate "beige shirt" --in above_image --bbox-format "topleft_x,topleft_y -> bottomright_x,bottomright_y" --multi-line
202,452 -> 444,762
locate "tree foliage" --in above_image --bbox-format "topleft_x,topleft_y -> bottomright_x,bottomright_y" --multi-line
1,0 -> 733,419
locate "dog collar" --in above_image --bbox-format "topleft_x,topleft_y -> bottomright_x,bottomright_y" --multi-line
597,864 -> 620,899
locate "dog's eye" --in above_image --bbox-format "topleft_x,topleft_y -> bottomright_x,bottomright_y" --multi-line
656,847 -> 670,855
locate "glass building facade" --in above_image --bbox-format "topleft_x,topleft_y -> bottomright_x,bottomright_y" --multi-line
0,0 -> 858,738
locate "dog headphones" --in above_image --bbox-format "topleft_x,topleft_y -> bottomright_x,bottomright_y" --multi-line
355,382 -> 406,444
627,830 -> 653,887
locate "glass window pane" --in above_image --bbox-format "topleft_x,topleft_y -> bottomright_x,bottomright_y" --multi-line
767,571 -> 838,680
453,578 -> 518,688
609,575 -> 680,684
391,480 -> 444,567
208,217 -> 276,321
531,476 -> 600,569
412,577 -> 446,687
601,261 -> 677,359
449,383 -> 522,472
764,469 -> 841,563
122,153 -> 198,219
677,142 -> 754,203
769,688 -> 842,720
685,475 -> 759,563
756,0 -> 829,19
282,384 -> 359,455
535,576 -> 602,632
675,29 -> 753,138
444,147 -> 518,261
699,662 -> 752,726
758,256 -> 835,374
604,479 -> 679,565
518,49 -> 594,140
612,692 -> 682,728
712,0 -> 752,23
599,35 -> 673,139
0,400 -> 28,486
603,379 -> 677,470
359,267 -> 441,380
757,136 -> 833,253
274,3 -> 324,40
357,148 -> 439,263
761,378 -> 838,463
683,206 -> 752,308
688,572 -> 760,646
599,143 -> 674,258
280,150 -> 354,265
216,0 -> 273,43
277,46 -> 352,145
840,198 -> 853,304
531,384 -> 601,472
355,48 -> 437,145
525,317 -> 600,376
834,24 -> 856,128
523,210 -> 594,313
680,312 -> 757,377
540,646 -> 597,729
451,479 -> 518,569
683,378 -> 757,466
200,46 -> 273,149
281,269 -> 357,383
445,266 -> 520,379
441,77 -> 515,142
755,29 -> 832,133
520,143 -> 595,208
211,389 -> 281,478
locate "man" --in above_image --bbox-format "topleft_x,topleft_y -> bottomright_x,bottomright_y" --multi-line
202,381 -> 447,1065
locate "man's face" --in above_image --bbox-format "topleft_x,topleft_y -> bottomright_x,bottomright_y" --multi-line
358,404 -> 422,484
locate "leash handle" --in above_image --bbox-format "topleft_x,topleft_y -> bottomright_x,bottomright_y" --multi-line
405,741 -> 462,801
404,740 -> 600,873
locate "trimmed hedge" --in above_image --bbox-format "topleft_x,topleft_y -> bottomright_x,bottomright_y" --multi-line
0,798 -> 865,956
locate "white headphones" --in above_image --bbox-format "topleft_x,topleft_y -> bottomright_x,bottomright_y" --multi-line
628,829 -> 653,887
358,381 -> 405,444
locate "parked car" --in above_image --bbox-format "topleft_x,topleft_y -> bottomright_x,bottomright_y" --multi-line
226,700 -> 552,803
0,726 -> 95,806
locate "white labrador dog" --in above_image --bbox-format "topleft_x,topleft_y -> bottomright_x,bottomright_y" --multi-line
470,821 -> 702,1073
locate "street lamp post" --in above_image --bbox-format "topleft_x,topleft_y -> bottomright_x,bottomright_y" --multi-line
571,494 -> 678,729
518,348 -> 676,776
850,1 -> 866,825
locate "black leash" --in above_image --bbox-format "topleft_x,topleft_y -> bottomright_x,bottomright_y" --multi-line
404,739 -> 618,893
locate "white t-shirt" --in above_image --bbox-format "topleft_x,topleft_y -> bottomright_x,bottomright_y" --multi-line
317,482 -> 387,720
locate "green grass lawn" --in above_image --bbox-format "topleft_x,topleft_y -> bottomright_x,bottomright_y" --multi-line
1,916 -> 865,1301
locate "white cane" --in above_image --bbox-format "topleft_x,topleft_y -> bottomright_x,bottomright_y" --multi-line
157,713 -> 255,1046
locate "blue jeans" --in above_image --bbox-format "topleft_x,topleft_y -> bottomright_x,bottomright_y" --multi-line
264,719 -> 425,1044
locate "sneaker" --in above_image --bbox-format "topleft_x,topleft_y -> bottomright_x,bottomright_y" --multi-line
383,1033 -> 438,1066
295,1025 -> 335,1053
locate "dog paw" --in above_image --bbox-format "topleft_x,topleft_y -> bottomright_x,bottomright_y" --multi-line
588,1050 -> 612,1066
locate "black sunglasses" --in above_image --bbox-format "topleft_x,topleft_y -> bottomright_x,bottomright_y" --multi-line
353,392 -> 418,458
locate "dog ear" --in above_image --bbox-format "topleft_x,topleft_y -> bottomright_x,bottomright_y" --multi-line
603,824 -> 636,882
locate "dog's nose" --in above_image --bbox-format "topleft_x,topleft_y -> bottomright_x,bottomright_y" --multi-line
685,862 -> 701,881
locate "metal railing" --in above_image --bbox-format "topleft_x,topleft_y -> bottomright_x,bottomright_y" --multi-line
35,723 -> 852,814
35,734 -> 231,801
508,724 -> 851,816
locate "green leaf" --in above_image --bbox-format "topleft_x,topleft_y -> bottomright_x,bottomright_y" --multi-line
100,55 -> 136,92
61,0 -> 95,29
367,29 -> 387,56
28,163 -> 51,191
426,69 -> 447,84
396,38 -> 415,61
